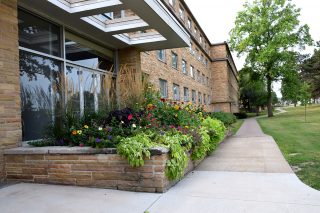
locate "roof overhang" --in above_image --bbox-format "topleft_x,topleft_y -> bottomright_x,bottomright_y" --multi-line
18,0 -> 190,51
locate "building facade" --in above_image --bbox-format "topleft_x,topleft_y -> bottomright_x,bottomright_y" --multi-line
0,0 -> 238,182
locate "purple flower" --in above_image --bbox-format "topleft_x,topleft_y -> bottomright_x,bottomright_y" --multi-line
105,126 -> 112,132
95,138 -> 102,143
160,131 -> 165,136
107,135 -> 113,140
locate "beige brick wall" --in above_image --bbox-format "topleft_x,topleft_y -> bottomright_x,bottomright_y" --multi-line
211,44 -> 239,113
141,48 -> 213,111
5,152 -> 201,193
0,0 -> 21,182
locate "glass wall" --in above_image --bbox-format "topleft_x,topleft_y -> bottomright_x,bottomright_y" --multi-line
18,9 -> 114,141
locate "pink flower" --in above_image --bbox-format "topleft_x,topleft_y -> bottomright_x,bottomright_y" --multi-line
128,114 -> 133,121
79,143 -> 84,147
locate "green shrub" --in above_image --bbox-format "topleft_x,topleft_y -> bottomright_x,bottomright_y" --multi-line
117,133 -> 153,167
201,117 -> 226,152
210,112 -> 237,127
234,112 -> 248,119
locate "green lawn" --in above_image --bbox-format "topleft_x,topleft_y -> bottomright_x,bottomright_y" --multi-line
231,119 -> 244,135
258,105 -> 320,190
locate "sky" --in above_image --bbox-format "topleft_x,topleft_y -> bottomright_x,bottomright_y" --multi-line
184,0 -> 320,97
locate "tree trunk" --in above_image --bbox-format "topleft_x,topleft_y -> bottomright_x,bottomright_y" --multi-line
267,76 -> 273,117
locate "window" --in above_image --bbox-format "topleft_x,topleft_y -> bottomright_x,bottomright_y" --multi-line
204,94 -> 207,105
202,74 -> 205,84
173,84 -> 180,101
171,52 -> 178,69
18,10 -> 114,141
187,18 -> 192,29
206,77 -> 209,86
198,92 -> 202,104
208,95 -> 211,105
157,49 -> 166,62
19,10 -> 61,57
200,35 -> 203,44
190,65 -> 195,78
182,59 -> 187,74
194,27 -> 197,35
179,6 -> 184,19
159,79 -> 168,98
184,87 -> 189,102
205,59 -> 208,67
192,90 -> 196,104
197,70 -> 201,82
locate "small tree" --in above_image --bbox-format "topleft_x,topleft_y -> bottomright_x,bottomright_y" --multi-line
299,82 -> 311,122
230,0 -> 312,117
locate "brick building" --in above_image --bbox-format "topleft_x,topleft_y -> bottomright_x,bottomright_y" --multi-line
0,0 -> 238,182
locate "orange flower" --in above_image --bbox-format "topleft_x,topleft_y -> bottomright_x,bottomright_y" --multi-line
174,105 -> 180,110
71,130 -> 77,135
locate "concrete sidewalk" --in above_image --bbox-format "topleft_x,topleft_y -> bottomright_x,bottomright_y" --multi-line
1,118 -> 320,213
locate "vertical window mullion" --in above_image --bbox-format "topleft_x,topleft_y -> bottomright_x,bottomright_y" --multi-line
79,69 -> 84,117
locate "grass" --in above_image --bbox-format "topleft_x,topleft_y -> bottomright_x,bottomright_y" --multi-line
258,104 -> 320,190
231,119 -> 244,135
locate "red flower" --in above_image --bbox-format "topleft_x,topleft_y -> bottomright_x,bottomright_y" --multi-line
79,143 -> 84,147
151,118 -> 156,122
128,114 -> 133,121
160,98 -> 166,102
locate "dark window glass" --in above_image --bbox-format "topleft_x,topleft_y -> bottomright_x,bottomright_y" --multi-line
19,50 -> 62,141
18,10 -> 61,57
65,33 -> 114,71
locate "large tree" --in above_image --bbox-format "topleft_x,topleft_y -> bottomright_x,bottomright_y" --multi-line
239,67 -> 268,113
301,42 -> 320,100
229,0 -> 312,117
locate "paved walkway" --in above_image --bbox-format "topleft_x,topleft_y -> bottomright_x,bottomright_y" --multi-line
1,118 -> 320,213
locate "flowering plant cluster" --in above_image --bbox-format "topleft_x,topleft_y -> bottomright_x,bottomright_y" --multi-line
30,84 -> 228,181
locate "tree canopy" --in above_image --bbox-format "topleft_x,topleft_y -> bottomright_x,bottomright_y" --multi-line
229,0 -> 312,117
301,42 -> 320,99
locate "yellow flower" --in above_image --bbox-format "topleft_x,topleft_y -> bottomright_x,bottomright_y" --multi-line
77,130 -> 82,135
147,103 -> 153,109
175,114 -> 178,117
84,125 -> 89,129
174,105 -> 180,110
71,130 -> 77,135
185,126 -> 189,129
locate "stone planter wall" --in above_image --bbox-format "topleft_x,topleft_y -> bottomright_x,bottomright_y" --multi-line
4,147 -> 201,193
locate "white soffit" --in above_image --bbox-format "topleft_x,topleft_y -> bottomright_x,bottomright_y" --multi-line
24,0 -> 190,50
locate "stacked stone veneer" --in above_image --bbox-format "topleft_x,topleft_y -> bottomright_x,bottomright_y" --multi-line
0,0 -> 21,182
4,147 -> 199,193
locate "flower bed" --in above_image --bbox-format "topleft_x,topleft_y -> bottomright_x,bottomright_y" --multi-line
4,85 -> 234,192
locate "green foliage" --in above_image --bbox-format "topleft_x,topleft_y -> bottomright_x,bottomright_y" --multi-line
162,133 -> 190,181
301,44 -> 320,99
191,127 -> 211,161
229,0 -> 313,117
299,82 -> 311,106
117,133 -> 153,167
191,117 -> 226,160
239,67 -> 268,111
210,112 -> 237,127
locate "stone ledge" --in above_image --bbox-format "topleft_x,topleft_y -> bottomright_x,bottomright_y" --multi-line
4,146 -> 169,155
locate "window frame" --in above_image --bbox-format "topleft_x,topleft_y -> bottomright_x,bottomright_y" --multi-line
173,83 -> 180,101
182,59 -> 187,74
171,51 -> 178,69
159,79 -> 168,98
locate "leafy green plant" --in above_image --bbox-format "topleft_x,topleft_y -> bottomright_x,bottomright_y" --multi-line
160,133 -> 191,181
117,133 -> 153,167
210,112 -> 236,127
202,117 -> 226,151
191,127 -> 210,160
